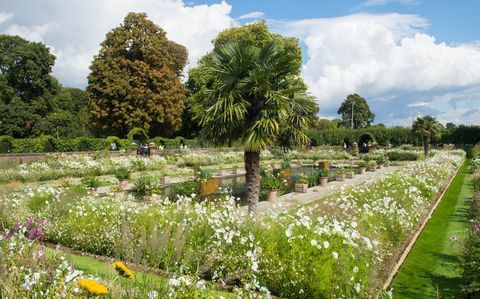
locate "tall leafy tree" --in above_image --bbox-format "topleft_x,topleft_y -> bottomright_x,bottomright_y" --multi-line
195,41 -> 318,214
87,12 -> 187,137
337,94 -> 375,129
412,115 -> 443,157
0,34 -> 59,137
183,21 -> 309,138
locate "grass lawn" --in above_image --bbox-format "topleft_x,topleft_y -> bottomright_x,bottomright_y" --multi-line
390,159 -> 472,298
45,247 -> 233,298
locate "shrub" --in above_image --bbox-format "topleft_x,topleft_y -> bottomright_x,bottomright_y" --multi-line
80,176 -> 101,189
133,176 -> 160,196
0,135 -> 14,153
386,150 -> 420,161
169,180 -> 200,201
303,169 -> 320,187
114,168 -> 131,180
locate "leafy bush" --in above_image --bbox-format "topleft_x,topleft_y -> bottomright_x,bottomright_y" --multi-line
386,150 -> 420,161
261,174 -> 283,191
303,169 -> 320,187
133,176 -> 160,196
169,179 -> 200,200
80,176 -> 101,189
114,168 -> 131,180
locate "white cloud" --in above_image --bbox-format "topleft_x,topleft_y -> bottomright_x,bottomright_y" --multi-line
238,11 -> 265,20
356,0 -> 420,9
272,13 -> 480,125
0,12 -> 13,24
0,0 -> 235,87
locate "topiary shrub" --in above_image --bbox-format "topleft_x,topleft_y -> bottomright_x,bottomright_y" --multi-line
0,136 -> 14,153
386,150 -> 420,161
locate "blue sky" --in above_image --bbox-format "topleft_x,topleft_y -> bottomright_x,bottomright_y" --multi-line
0,0 -> 479,126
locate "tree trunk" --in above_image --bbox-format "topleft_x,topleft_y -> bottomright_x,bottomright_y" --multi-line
423,136 -> 430,158
244,151 -> 260,215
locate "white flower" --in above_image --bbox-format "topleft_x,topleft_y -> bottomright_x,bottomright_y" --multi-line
310,239 -> 317,246
323,240 -> 330,249
285,227 -> 292,238
169,278 -> 180,286
354,282 -> 361,293
332,252 -> 338,259
353,266 -> 359,273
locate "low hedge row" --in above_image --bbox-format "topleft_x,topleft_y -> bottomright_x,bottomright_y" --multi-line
0,135 -> 201,153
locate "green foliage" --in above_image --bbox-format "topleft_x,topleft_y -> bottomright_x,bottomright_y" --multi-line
412,115 -> 444,157
127,127 -> 149,142
319,168 -> 330,178
442,125 -> 480,146
80,176 -> 101,189
302,169 -> 320,187
133,176 -> 160,197
307,127 -> 420,147
358,161 -> 368,168
114,168 -> 131,180
0,35 -> 59,138
386,150 -> 420,161
261,174 -> 283,191
281,158 -> 292,169
296,176 -> 309,185
194,167 -> 212,180
87,12 -> 187,137
169,180 -> 200,201
337,94 -> 375,129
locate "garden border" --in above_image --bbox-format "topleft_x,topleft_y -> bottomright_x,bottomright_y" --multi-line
382,159 -> 464,289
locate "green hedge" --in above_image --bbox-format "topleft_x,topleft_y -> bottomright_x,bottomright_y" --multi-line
0,136 -> 201,153
307,127 -> 421,147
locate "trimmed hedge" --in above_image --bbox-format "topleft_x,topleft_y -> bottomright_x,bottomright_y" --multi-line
307,127 -> 421,147
385,150 -> 420,161
0,136 -> 200,153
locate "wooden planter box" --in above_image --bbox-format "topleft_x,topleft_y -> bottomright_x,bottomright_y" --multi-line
359,167 -> 367,175
346,172 -> 355,179
318,161 -> 330,170
267,190 -> 277,202
319,177 -> 328,187
200,178 -> 220,196
335,174 -> 345,182
295,183 -> 309,193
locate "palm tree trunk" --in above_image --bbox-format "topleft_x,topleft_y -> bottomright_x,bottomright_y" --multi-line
244,151 -> 260,214
423,136 -> 429,158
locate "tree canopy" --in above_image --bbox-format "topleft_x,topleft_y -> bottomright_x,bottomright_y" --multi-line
337,94 -> 375,129
181,21 -> 310,139
412,115 -> 443,157
87,12 -> 188,138
0,34 -> 60,137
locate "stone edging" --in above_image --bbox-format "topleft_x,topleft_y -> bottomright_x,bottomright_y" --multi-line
382,159 -> 464,289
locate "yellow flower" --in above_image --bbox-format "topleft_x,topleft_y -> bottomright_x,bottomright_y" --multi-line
112,261 -> 134,279
76,279 -> 109,296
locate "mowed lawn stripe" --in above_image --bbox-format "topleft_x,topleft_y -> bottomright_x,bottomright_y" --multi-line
391,159 -> 471,298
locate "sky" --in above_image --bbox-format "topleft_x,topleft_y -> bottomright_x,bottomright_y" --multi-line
1,0 -> 479,126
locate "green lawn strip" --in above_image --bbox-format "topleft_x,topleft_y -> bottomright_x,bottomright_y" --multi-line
391,159 -> 472,298
44,247 -> 233,298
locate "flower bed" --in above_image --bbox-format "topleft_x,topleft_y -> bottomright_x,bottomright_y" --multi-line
0,150 -> 464,297
0,154 -> 167,183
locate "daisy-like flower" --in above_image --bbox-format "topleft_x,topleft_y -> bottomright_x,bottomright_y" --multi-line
76,279 -> 108,295
112,261 -> 134,279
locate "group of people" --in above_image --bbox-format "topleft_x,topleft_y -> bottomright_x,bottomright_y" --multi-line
136,143 -> 151,156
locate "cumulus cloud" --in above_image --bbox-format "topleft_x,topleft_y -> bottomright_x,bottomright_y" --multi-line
272,13 -> 480,125
0,0 -> 235,87
238,11 -> 265,20
356,0 -> 420,9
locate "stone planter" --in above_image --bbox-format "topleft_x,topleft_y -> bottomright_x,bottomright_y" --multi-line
368,167 -> 376,172
89,188 -> 98,196
200,178 -> 220,196
295,183 -> 309,193
384,162 -> 390,167
119,179 -> 129,190
159,177 -> 170,184
267,190 -> 277,202
335,174 -> 345,182
346,172 -> 355,179
359,167 -> 367,175
319,177 -> 328,187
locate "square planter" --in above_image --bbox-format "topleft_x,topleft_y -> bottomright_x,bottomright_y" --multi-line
159,177 -> 170,184
319,177 -> 328,187
295,183 -> 309,193
267,190 -> 277,202
200,178 -> 220,196
335,174 -> 345,182
119,179 -> 129,190
346,172 -> 355,179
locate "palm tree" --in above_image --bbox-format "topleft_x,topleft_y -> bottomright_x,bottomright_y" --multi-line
196,42 -> 318,214
412,116 -> 443,158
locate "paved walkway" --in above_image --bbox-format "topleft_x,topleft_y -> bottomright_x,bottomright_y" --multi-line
240,165 -> 402,217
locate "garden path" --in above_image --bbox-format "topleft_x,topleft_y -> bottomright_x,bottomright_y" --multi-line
239,165 -> 402,217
